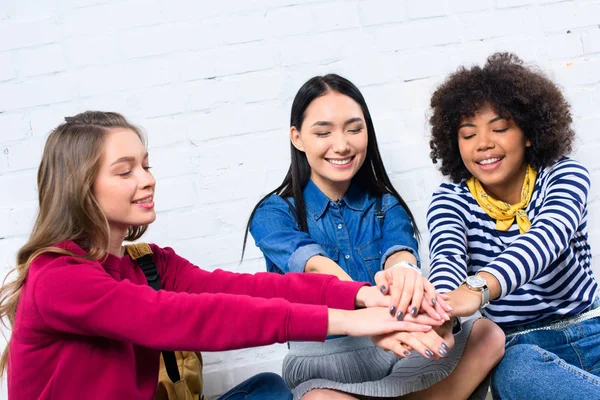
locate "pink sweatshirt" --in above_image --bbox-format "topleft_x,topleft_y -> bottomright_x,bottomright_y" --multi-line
8,242 -> 366,399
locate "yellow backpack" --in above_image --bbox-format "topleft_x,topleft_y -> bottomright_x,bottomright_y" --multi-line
125,243 -> 204,400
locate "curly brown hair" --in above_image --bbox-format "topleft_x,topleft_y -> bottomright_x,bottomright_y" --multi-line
429,52 -> 574,183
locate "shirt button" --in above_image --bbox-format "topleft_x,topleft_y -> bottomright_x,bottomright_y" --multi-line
337,224 -> 343,229
345,254 -> 350,260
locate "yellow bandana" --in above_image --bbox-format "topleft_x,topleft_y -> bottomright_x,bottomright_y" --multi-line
466,164 -> 537,234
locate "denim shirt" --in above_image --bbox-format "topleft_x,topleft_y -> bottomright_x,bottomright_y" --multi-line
250,180 -> 419,285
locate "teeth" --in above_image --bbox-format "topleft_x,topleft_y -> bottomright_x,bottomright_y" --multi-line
134,197 -> 152,204
328,158 -> 352,165
478,157 -> 502,165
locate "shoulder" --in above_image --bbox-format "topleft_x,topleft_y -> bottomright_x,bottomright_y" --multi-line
429,181 -> 472,205
539,157 -> 590,182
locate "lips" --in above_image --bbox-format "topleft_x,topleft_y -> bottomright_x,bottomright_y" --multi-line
326,156 -> 354,166
476,156 -> 504,165
132,195 -> 153,204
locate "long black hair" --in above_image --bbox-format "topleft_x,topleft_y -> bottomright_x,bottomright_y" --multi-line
241,73 -> 419,260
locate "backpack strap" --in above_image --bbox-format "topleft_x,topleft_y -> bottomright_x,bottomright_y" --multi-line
375,196 -> 385,228
124,243 -> 182,385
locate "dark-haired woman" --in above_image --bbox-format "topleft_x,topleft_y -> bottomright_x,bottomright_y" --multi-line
428,52 -> 600,399
245,74 -> 504,399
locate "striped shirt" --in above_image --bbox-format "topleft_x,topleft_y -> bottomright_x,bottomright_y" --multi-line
427,157 -> 598,327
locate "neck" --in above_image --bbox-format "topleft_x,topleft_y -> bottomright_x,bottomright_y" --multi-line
312,178 -> 350,201
482,163 -> 528,204
108,226 -> 127,257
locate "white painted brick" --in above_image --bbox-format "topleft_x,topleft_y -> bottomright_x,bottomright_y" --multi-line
358,0 -> 407,26
142,114 -> 194,148
264,2 -> 359,37
540,1 -> 600,33
17,44 -> 67,77
565,87 -> 597,119
582,27 -> 600,54
0,113 -> 30,142
543,32 -> 583,60
62,0 -> 164,36
63,34 -> 121,68
3,140 -> 44,172
389,48 -> 459,82
551,57 -> 600,87
28,104 -> 80,138
0,237 -> 27,273
323,55 -> 399,87
0,19 -> 60,51
495,0 -> 535,8
406,0 -> 449,18
5,0 -> 56,19
0,171 -> 38,207
128,84 -> 190,118
76,58 -> 175,97
153,174 -> 197,212
0,204 -> 37,238
371,17 -> 460,53
459,8 -> 541,41
0,74 -> 75,111
279,29 -> 372,66
0,52 -> 15,81
451,0 -> 493,13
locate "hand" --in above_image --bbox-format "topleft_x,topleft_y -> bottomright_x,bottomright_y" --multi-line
327,307 -> 434,337
441,285 -> 482,317
355,285 -> 388,308
372,325 -> 452,359
374,266 -> 442,322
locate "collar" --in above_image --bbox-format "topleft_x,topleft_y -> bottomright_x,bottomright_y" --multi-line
303,180 -> 373,220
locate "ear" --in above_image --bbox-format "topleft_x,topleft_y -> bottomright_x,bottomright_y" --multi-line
290,126 -> 305,152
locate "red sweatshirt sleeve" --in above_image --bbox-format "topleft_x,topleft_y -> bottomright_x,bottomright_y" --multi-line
153,245 -> 367,311
31,256 -> 329,351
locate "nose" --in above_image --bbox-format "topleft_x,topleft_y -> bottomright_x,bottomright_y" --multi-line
139,167 -> 156,190
476,131 -> 495,151
332,132 -> 351,154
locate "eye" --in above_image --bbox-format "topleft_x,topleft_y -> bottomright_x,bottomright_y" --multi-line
315,132 -> 330,137
118,170 -> 132,177
143,166 -> 152,171
348,127 -> 363,134
461,134 -> 475,140
493,128 -> 508,133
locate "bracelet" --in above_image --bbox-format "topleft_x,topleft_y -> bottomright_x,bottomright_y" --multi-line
387,260 -> 420,272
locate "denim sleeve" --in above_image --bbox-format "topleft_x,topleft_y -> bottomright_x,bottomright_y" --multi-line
379,194 -> 420,269
249,195 -> 326,274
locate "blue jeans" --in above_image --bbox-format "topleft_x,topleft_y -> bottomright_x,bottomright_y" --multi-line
217,372 -> 293,400
492,302 -> 600,399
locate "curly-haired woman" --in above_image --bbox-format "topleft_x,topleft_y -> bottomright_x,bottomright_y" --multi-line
427,52 -> 600,399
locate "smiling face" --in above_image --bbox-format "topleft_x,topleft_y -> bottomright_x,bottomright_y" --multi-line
93,127 -> 156,238
290,91 -> 368,200
458,105 -> 531,204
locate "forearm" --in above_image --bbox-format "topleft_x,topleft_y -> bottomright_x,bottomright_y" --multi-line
305,255 -> 353,281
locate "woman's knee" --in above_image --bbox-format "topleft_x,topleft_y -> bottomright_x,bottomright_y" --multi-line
469,318 -> 506,364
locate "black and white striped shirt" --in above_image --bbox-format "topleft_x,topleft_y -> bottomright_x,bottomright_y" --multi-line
427,157 -> 598,327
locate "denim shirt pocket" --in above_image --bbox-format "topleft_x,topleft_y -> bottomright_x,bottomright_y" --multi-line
358,237 -> 383,282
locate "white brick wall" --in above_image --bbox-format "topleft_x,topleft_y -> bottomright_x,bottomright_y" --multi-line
0,0 -> 599,397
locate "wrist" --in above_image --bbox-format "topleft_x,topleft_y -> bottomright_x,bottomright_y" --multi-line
355,287 -> 367,309
386,260 -> 419,272
327,309 -> 348,336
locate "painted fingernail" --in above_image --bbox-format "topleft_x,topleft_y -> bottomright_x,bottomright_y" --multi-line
410,306 -> 418,316
431,298 -> 436,306
439,348 -> 447,356
434,312 -> 442,320
390,306 -> 396,316
425,349 -> 434,358
380,285 -> 387,293
396,311 -> 404,321
441,343 -> 450,351
403,351 -> 411,357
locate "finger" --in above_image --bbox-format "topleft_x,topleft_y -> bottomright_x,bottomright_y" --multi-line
404,312 -> 444,327
411,330 -> 450,358
420,298 -> 443,322
374,271 -> 389,295
410,277 -> 424,316
423,279 -> 438,307
386,340 -> 413,358
388,320 -> 432,333
396,332 -> 436,360
396,273 -> 414,320
389,271 -> 405,318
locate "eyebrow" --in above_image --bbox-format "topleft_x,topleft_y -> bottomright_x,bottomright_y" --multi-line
310,117 -> 364,127
110,153 -> 148,166
458,116 -> 507,129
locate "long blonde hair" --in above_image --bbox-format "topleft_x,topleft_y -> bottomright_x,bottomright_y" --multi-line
0,111 -> 148,375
